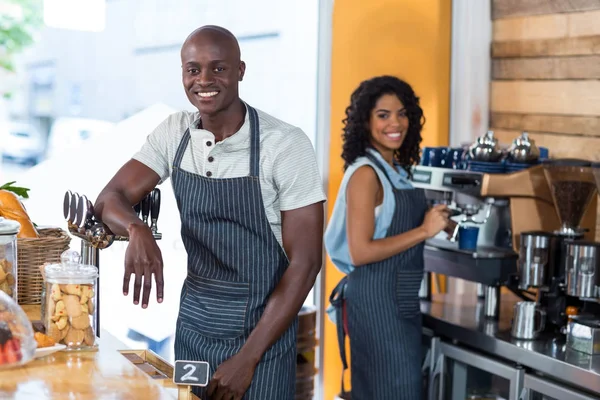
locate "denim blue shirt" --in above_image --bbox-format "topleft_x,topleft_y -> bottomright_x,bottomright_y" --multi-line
324,148 -> 414,275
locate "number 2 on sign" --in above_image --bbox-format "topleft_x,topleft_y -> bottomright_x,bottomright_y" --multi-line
182,364 -> 199,382
173,360 -> 210,387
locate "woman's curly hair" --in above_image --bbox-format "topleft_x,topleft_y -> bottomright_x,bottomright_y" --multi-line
341,75 -> 425,177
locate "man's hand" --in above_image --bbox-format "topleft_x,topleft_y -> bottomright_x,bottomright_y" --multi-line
206,352 -> 257,400
124,222 -> 164,308
93,159 -> 164,308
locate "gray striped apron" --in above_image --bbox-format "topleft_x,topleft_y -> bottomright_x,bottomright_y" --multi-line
172,104 -> 296,400
331,153 -> 427,400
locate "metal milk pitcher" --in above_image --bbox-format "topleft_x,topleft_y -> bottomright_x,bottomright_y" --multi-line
511,301 -> 546,340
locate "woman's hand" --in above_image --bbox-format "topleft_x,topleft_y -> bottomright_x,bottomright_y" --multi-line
421,204 -> 449,238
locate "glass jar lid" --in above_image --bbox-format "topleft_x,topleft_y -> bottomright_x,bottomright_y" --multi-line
0,217 -> 20,236
44,250 -> 98,283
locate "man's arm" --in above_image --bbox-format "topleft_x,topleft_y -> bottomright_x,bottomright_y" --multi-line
240,201 -> 324,361
94,159 -> 164,308
94,160 -> 160,236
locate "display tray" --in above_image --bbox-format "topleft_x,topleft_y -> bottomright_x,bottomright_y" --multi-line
119,349 -> 201,400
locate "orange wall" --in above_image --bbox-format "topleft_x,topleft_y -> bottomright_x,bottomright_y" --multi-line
323,1 -> 452,399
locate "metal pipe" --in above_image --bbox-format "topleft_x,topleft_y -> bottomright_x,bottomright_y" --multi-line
484,285 -> 500,319
80,240 -> 100,337
476,283 -> 485,299
419,272 -> 432,301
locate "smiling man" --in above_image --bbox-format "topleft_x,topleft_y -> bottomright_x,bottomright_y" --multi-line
93,26 -> 326,400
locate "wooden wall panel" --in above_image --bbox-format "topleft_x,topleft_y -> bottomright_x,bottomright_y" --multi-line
493,10 -> 600,41
492,35 -> 600,58
492,56 -> 600,80
490,113 -> 600,136
494,130 -> 600,161
493,14 -> 567,41
570,10 -> 600,37
492,0 -> 600,20
491,81 -> 600,116
491,6 -> 600,239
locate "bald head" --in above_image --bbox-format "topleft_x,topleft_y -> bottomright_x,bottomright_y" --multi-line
180,25 -> 246,116
182,25 -> 241,61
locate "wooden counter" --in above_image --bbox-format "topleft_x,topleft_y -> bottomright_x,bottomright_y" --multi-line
0,305 -> 189,400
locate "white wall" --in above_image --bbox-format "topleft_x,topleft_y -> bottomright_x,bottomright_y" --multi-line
449,0 -> 492,148
9,0 -> 320,146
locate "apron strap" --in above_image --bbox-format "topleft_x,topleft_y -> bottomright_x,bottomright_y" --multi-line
247,104 -> 260,177
329,276 -> 350,395
173,128 -> 191,169
364,152 -> 395,185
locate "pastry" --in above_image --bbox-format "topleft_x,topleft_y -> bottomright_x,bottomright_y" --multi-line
34,332 -> 56,348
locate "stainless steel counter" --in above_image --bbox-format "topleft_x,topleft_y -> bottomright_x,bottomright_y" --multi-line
421,293 -> 600,395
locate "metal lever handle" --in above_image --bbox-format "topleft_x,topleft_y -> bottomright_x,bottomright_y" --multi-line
150,188 -> 161,236
141,194 -> 151,225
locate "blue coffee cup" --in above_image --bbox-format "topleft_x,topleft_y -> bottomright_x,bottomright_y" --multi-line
427,147 -> 448,167
445,147 -> 465,169
458,226 -> 479,250
421,147 -> 433,166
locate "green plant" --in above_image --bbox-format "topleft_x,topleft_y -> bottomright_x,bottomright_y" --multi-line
0,181 -> 30,198
0,0 -> 43,73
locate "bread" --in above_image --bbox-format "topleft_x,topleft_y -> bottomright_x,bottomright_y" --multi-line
0,190 -> 38,238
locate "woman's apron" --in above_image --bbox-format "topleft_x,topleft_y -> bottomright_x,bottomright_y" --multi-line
330,154 -> 427,399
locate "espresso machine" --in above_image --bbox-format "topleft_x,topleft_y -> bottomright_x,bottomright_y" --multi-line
513,159 -> 599,335
412,152 -> 600,320
412,165 -> 518,319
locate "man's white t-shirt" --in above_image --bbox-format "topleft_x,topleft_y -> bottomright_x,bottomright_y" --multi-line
133,104 -> 326,246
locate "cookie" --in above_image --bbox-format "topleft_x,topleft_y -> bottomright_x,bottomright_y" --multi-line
50,284 -> 62,301
60,284 -> 81,297
71,313 -> 90,330
47,298 -> 56,317
83,326 -> 95,346
60,325 -> 69,341
64,328 -> 85,347
63,295 -> 82,318
47,322 -> 62,343
56,315 -> 68,330
87,299 -> 94,314
54,300 -> 66,318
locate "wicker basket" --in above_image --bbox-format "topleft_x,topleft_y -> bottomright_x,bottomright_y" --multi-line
17,228 -> 71,305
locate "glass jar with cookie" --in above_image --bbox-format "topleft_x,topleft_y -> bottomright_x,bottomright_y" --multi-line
0,217 -> 20,301
43,250 -> 98,351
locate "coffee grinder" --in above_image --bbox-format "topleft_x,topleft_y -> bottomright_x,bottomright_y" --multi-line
523,159 -> 599,333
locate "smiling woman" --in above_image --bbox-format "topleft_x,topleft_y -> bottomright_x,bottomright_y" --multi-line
341,76 -> 425,176
325,76 -> 450,399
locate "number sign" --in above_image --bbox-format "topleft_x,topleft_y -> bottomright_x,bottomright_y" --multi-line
173,360 -> 210,387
